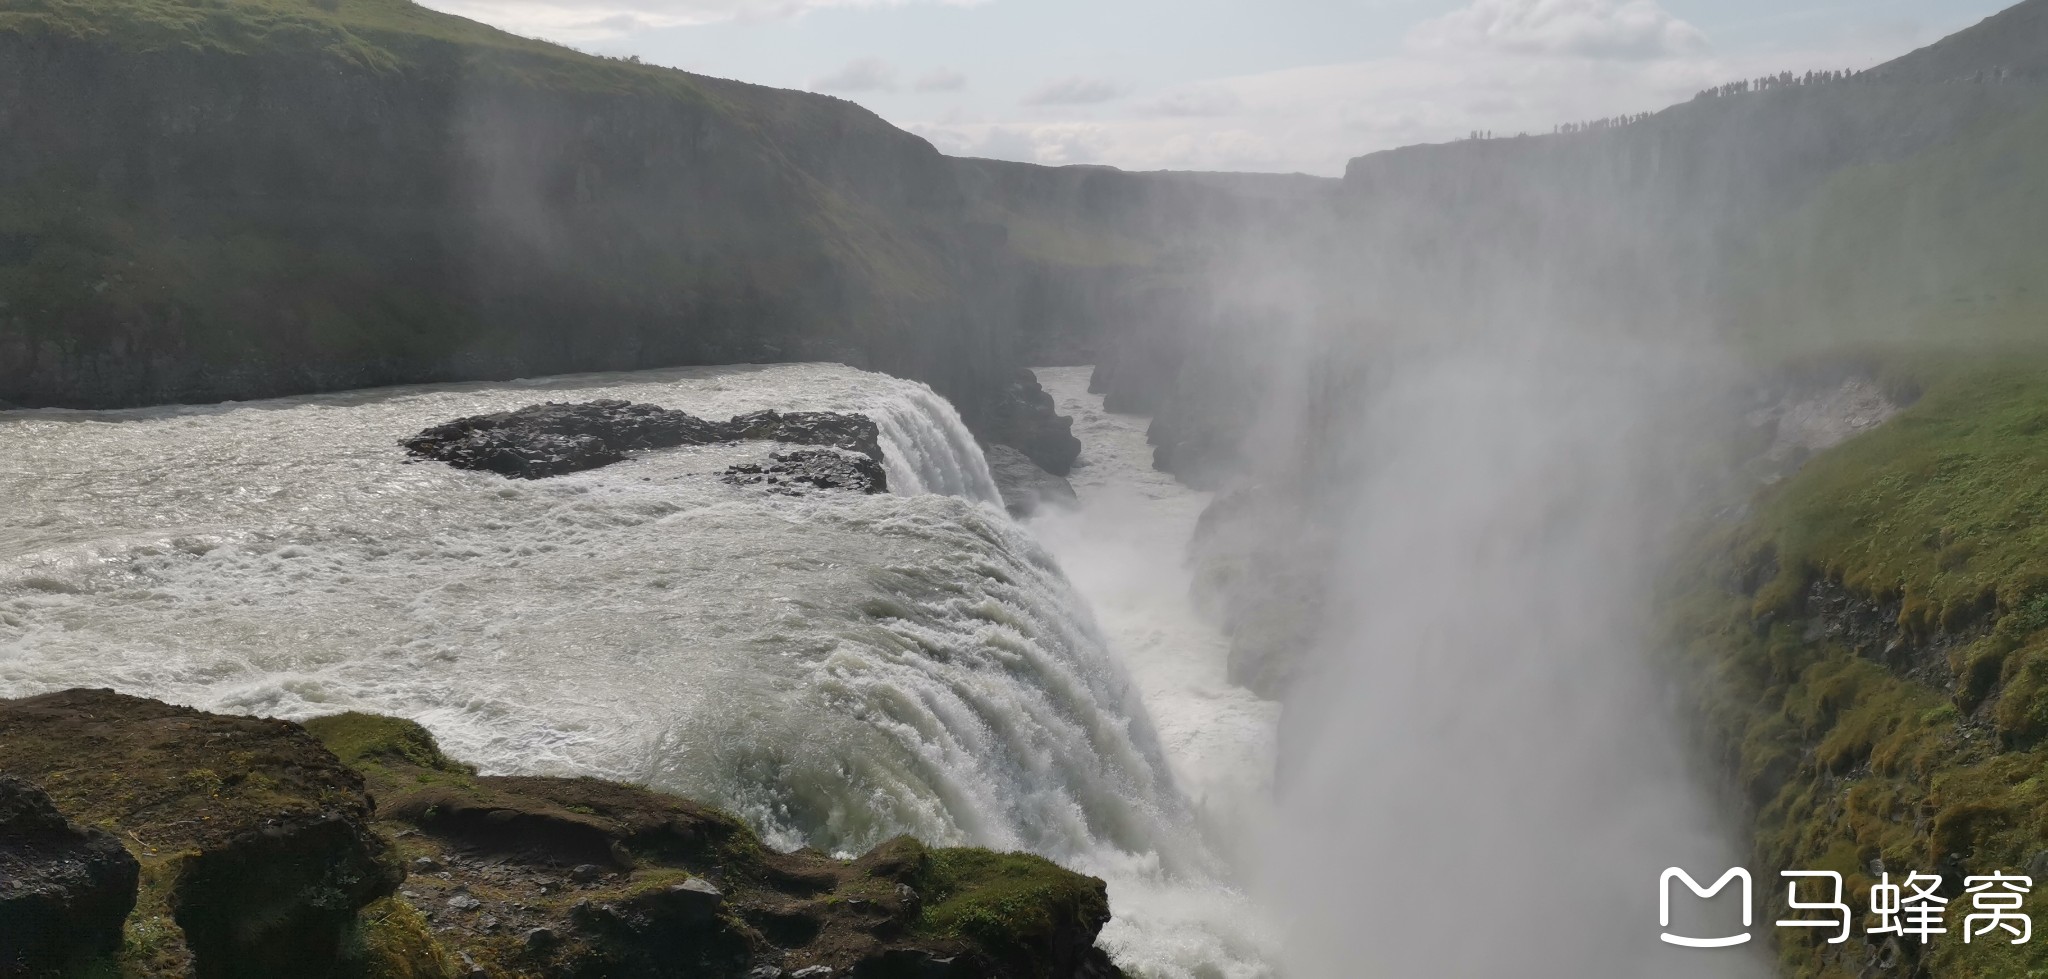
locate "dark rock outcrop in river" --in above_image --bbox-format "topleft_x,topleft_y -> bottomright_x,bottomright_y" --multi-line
983,370 -> 1083,477
0,692 -> 1129,979
0,776 -> 140,976
984,445 -> 1077,518
723,449 -> 888,495
404,400 -> 884,480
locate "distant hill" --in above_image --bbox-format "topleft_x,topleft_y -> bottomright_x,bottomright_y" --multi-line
1872,0 -> 2048,83
0,0 -> 1283,465
1322,0 -> 2048,358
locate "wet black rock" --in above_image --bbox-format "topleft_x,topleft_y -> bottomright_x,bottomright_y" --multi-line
404,401 -> 884,480
0,776 -> 141,975
724,450 -> 888,495
725,411 -> 886,463
984,444 -> 1077,517
985,370 -> 1081,476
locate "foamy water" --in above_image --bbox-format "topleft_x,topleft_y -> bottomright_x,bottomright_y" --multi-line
1031,367 -> 1281,978
0,362 -> 1266,977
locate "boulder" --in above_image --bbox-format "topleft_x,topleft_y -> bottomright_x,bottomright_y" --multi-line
404,401 -> 884,480
0,690 -> 402,979
0,776 -> 140,975
983,444 -> 1077,518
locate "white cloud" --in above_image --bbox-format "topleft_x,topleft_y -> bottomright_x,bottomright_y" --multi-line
811,57 -> 897,93
913,68 -> 969,93
909,13 -> 1918,176
427,0 -> 1970,176
1408,0 -> 1708,61
914,122 -> 1115,166
417,0 -> 986,42
1022,76 -> 1131,106
915,0 -> 1734,173
1139,88 -> 1245,118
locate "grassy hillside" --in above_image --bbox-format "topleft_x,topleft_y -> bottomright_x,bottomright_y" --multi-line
1666,355 -> 2048,979
0,0 -> 977,408
0,0 -> 1278,457
0,0 -> 706,90
1663,11 -> 2048,976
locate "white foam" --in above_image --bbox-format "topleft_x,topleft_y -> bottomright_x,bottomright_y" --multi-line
0,362 -> 1259,977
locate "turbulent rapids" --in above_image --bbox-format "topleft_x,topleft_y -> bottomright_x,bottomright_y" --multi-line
0,362 -> 1271,978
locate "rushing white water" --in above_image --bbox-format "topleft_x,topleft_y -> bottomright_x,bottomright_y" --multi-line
0,363 -> 1232,972
869,383 -> 1004,504
1030,369 -> 1281,862
1029,368 -> 1283,978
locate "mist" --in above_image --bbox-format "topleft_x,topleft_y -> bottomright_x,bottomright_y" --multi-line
1060,83 -> 1831,977
1254,337 -> 1764,977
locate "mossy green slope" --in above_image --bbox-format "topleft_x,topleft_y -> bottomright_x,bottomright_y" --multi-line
0,0 -> 660,82
1665,353 -> 2048,978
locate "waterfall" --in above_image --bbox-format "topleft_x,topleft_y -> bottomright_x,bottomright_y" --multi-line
866,382 -> 1004,506
0,362 -> 1257,978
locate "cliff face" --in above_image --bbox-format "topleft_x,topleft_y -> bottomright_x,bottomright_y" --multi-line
0,16 -> 972,405
0,0 -> 1280,479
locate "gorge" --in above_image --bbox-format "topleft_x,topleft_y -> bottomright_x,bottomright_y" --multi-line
8,0 -> 2048,977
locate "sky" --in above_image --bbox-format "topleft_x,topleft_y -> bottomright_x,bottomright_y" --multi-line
417,0 -> 2017,175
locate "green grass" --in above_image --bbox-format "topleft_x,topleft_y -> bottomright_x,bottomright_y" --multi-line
0,0 -> 717,95
342,898 -> 457,979
1682,92 -> 2048,979
303,712 -> 475,783
1664,352 -> 2048,979
1745,355 -> 2048,631
912,847 -> 1110,968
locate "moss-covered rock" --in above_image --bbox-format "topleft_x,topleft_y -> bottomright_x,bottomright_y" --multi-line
0,693 -> 1129,977
301,714 -> 1126,979
911,848 -> 1119,979
0,689 -> 404,978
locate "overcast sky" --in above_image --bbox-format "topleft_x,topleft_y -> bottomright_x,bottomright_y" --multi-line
418,0 -> 2014,175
